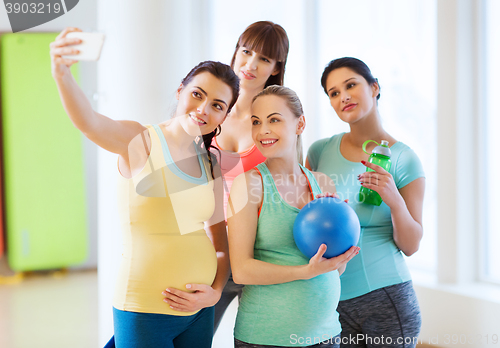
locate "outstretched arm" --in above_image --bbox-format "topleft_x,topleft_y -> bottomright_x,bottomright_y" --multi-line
50,27 -> 145,157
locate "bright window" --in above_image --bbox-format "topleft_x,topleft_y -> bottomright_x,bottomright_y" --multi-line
483,0 -> 500,283
316,0 -> 437,272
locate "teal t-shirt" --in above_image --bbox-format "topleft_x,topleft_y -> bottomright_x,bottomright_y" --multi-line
234,163 -> 342,346
307,133 -> 425,301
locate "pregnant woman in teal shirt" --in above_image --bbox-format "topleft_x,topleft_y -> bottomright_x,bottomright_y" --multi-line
306,57 -> 425,348
228,86 -> 359,347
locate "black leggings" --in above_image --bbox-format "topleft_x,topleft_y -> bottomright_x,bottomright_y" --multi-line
338,281 -> 421,348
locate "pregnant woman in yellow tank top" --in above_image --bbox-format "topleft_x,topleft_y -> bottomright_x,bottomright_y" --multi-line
50,27 -> 239,348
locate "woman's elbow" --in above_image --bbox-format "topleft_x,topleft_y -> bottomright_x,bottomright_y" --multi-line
402,247 -> 418,257
396,228 -> 423,257
231,271 -> 247,285
231,264 -> 251,285
232,273 -> 244,285
401,240 -> 421,257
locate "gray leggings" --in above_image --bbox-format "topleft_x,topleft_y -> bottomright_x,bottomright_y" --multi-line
337,281 -> 421,348
235,335 -> 341,348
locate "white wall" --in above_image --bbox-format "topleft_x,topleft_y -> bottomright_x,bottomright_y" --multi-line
414,274 -> 500,347
413,1 -> 500,346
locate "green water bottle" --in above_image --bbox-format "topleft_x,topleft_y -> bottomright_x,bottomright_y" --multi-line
358,140 -> 391,206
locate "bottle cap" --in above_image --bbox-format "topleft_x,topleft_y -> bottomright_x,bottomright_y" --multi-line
362,139 -> 391,157
373,140 -> 391,157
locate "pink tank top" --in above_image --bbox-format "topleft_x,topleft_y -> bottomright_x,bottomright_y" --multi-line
212,137 -> 266,221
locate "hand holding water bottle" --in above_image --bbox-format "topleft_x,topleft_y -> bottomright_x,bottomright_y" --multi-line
358,140 -> 402,208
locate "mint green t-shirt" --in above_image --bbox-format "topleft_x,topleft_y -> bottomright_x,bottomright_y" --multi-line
307,133 -> 425,301
234,163 -> 342,346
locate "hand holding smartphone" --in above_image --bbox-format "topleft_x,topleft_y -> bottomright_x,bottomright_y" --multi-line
62,32 -> 105,61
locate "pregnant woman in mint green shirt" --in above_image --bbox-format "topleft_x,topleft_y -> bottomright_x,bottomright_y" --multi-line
306,57 -> 425,348
228,85 -> 359,348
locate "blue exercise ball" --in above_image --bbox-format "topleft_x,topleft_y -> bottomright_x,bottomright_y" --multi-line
293,197 -> 360,258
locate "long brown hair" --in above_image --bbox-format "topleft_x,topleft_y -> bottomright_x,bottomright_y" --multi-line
230,21 -> 289,87
181,61 -> 240,178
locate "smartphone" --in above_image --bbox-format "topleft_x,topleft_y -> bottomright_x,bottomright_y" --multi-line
62,32 -> 105,61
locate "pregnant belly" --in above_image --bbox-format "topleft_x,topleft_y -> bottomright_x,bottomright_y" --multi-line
113,234 -> 217,316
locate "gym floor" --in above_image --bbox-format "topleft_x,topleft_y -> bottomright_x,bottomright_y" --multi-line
0,268 -> 432,348
0,267 -> 98,348
0,265 -> 238,348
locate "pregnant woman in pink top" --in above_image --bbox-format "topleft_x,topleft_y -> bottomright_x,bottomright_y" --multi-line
212,20 -> 290,331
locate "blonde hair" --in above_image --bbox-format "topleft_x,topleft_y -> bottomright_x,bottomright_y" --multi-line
252,85 -> 304,164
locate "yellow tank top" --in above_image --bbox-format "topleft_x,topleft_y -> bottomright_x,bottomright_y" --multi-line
113,125 -> 217,316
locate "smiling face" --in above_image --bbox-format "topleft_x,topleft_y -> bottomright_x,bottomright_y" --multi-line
325,67 -> 380,124
176,71 -> 233,136
251,95 -> 305,159
233,46 -> 279,91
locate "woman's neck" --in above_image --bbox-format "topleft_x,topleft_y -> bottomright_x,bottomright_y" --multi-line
230,85 -> 262,119
162,117 -> 196,150
265,154 -> 302,181
347,109 -> 389,147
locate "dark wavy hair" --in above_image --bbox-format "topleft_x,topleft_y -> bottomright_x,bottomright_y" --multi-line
320,57 -> 380,100
230,21 -> 289,87
180,61 -> 240,178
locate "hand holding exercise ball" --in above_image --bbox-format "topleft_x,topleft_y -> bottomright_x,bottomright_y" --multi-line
293,196 -> 360,259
